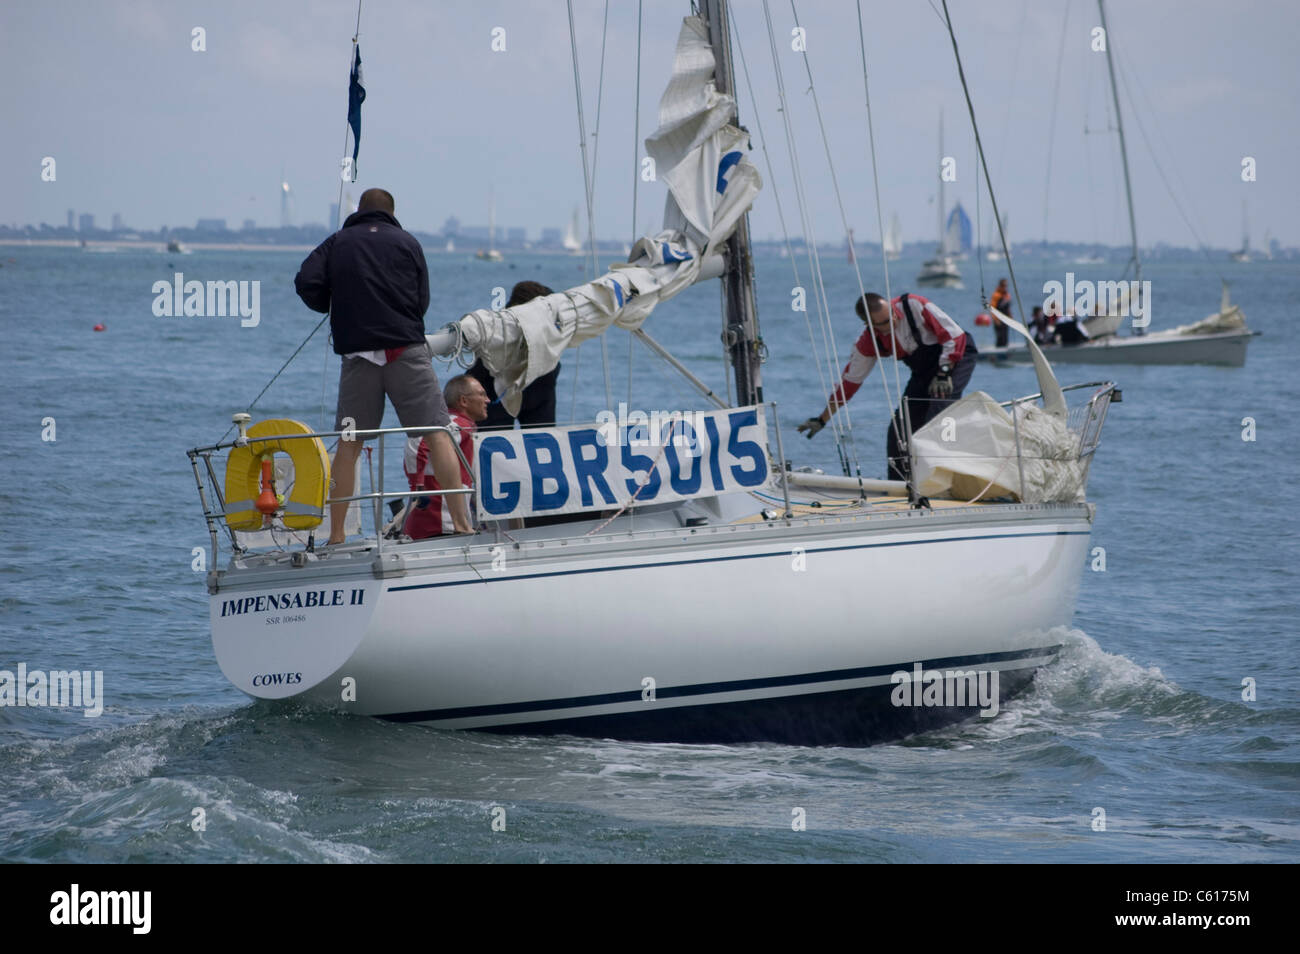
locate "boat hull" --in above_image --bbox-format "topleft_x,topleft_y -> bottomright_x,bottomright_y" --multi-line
211,504 -> 1091,745
979,328 -> 1253,367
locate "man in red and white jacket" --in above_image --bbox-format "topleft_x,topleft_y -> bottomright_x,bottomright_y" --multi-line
798,292 -> 977,481
403,374 -> 489,539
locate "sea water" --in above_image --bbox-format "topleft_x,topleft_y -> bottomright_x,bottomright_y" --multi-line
0,246 -> 1296,862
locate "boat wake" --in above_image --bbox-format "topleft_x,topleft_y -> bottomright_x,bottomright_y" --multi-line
909,627 -> 1255,748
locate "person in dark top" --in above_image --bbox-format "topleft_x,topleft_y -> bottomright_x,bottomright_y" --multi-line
294,188 -> 471,542
989,278 -> 1011,348
467,281 -> 561,429
1030,306 -> 1051,344
1053,314 -> 1090,346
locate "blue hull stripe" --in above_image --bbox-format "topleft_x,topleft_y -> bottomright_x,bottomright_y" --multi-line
379,644 -> 1061,723
389,529 -> 1090,593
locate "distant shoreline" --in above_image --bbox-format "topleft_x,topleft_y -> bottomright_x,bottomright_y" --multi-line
0,239 -> 604,256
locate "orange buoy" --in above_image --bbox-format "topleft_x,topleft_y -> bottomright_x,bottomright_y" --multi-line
93,323 -> 106,332
254,458 -> 279,515
974,312 -> 991,327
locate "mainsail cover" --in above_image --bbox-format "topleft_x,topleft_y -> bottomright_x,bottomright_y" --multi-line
426,15 -> 762,416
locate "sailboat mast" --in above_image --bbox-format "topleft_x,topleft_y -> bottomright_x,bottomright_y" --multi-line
1098,0 -> 1140,284
699,0 -> 763,407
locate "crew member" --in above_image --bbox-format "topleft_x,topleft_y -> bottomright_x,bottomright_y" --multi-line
404,374 -> 489,539
467,281 -> 560,429
798,292 -> 977,481
989,278 -> 1011,348
294,188 -> 472,541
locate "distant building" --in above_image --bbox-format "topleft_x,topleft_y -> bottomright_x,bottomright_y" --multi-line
242,219 -> 257,231
195,218 -> 227,232
442,215 -> 461,237
506,227 -> 526,243
111,213 -> 124,231
540,227 -> 562,245
66,209 -> 75,230
462,225 -> 490,241
78,213 -> 94,233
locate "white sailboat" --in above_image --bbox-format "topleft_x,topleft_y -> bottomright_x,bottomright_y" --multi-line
882,213 -> 902,260
475,191 -> 503,262
982,0 -> 1254,367
190,2 -> 1117,745
917,112 -> 963,289
1230,201 -> 1250,263
984,213 -> 1008,261
562,207 -> 582,254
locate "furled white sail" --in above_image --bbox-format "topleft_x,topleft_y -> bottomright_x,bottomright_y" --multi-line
426,15 -> 762,416
911,392 -> 1084,504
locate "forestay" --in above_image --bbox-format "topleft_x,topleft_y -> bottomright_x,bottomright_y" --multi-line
426,15 -> 762,416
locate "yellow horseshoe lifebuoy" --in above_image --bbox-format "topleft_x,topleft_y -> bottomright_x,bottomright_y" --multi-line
224,419 -> 330,532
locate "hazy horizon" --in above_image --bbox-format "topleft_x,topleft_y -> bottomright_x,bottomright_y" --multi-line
5,1 -> 1297,248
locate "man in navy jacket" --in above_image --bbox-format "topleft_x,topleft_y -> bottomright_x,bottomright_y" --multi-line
295,188 -> 472,541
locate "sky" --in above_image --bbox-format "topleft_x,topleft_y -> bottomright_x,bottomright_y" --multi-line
4,0 -> 1298,248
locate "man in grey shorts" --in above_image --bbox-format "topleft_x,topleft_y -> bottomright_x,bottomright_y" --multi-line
295,188 -> 472,542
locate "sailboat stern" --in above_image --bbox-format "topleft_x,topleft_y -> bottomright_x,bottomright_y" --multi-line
209,577 -> 382,701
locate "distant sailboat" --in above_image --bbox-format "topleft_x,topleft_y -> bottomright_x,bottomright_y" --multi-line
475,191 -> 504,262
917,112 -> 963,289
562,207 -> 582,254
946,202 -> 971,260
445,237 -> 455,253
1230,200 -> 1250,263
883,213 -> 902,260
984,213 -> 1009,261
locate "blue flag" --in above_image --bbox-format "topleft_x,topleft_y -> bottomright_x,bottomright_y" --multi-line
347,44 -> 365,182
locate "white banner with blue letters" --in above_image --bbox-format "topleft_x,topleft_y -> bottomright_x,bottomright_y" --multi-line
474,405 -> 770,520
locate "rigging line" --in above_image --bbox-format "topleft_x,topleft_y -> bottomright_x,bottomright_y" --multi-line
566,0 -> 612,415
854,0 -> 913,490
217,1 -> 363,445
217,315 -> 330,444
628,0 -> 643,407
941,0 -> 1027,327
320,330 -> 330,432
1042,0 -> 1072,244
760,3 -> 859,471
591,0 -> 615,415
1115,54 -> 1224,277
793,0 -> 900,474
729,5 -> 832,417
974,125 -> 987,307
759,0 -> 853,472
991,0 -> 1031,191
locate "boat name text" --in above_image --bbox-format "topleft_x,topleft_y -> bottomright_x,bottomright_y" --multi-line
219,588 -> 365,617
